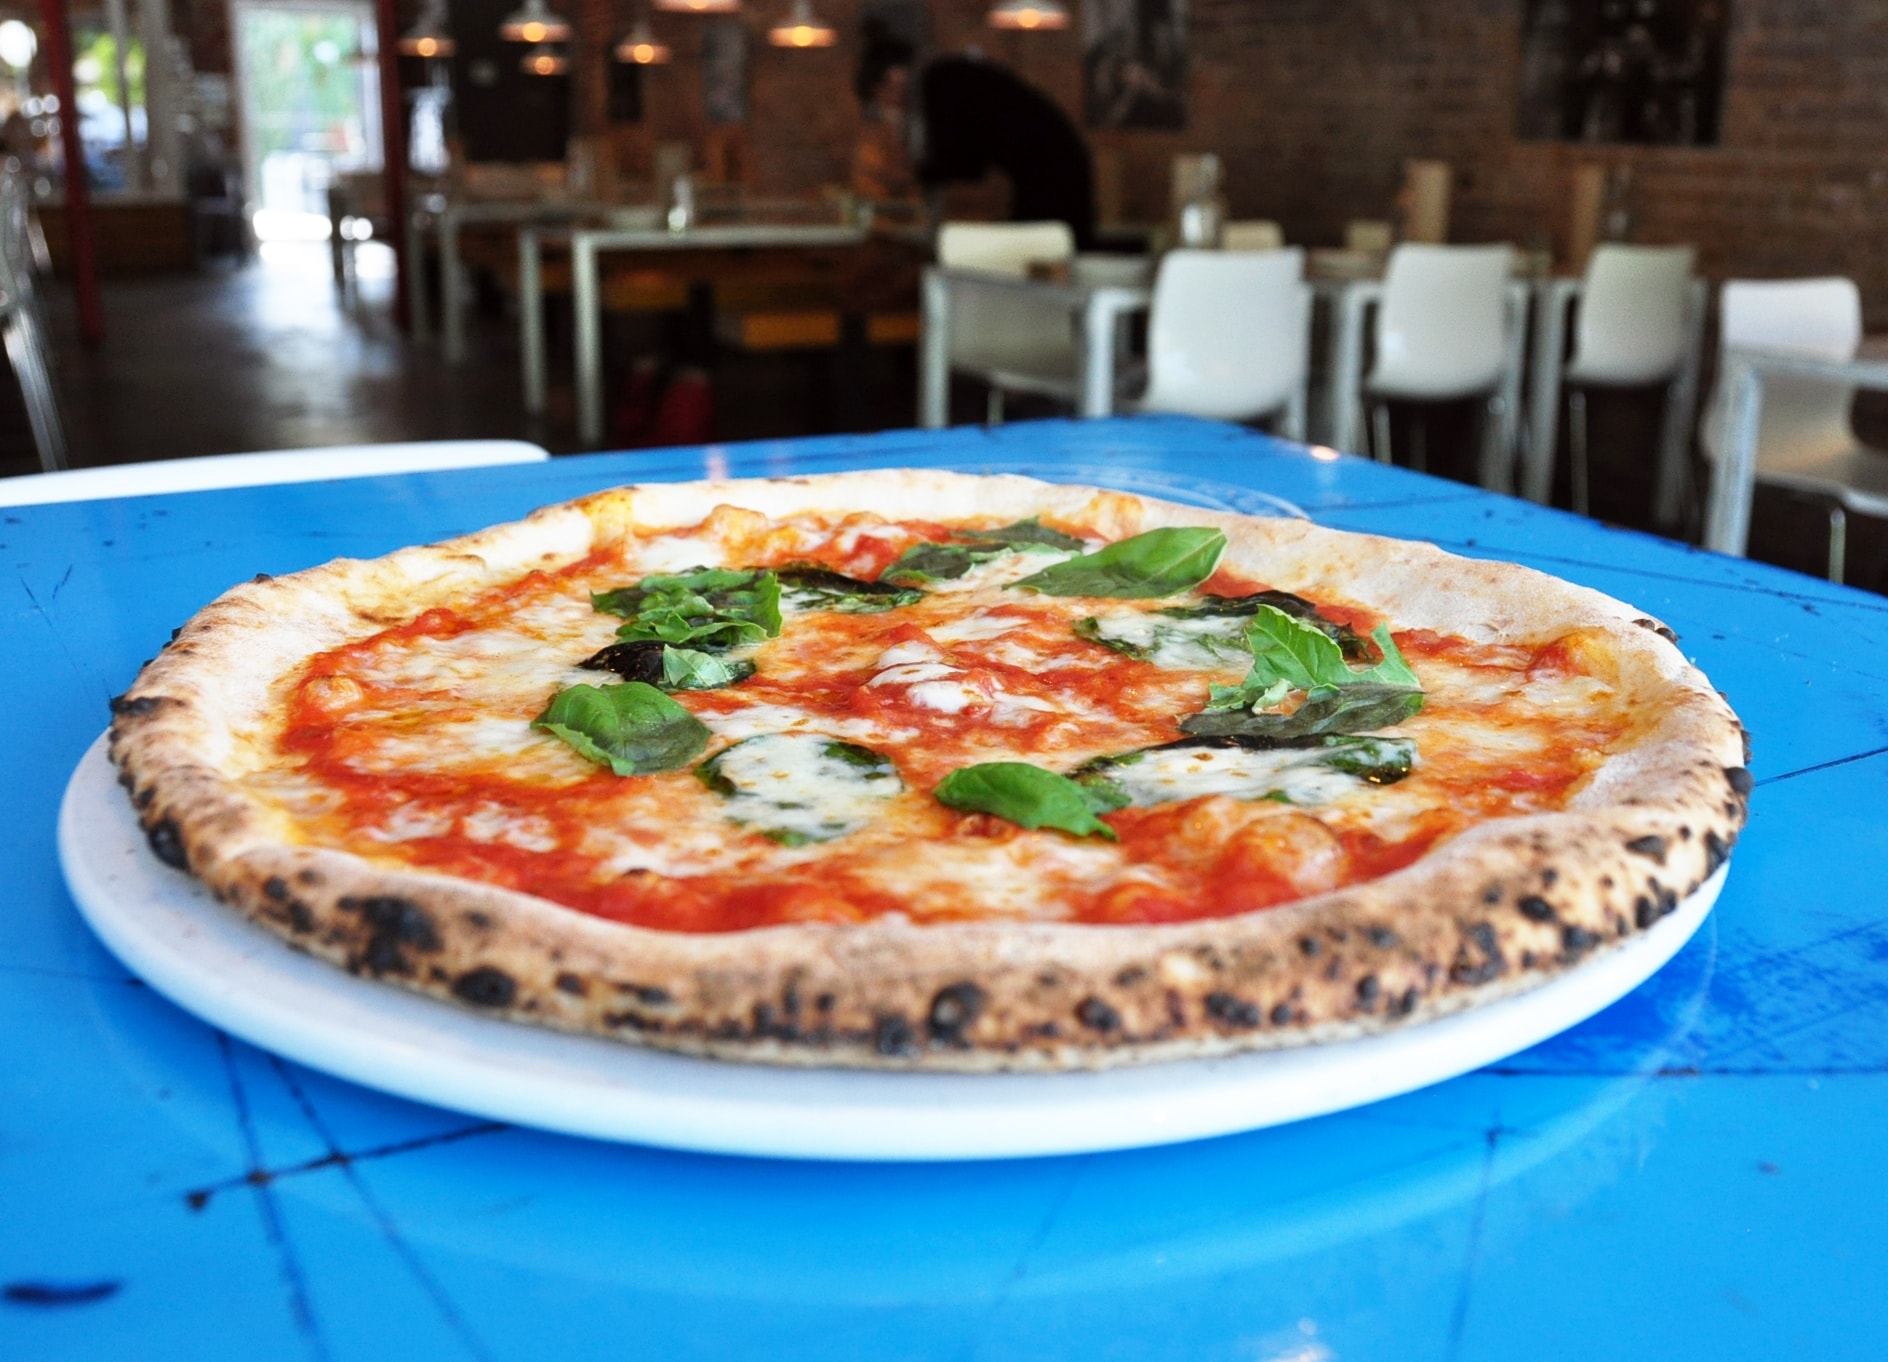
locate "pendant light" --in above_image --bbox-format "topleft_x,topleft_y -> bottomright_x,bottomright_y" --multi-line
521,43 -> 569,74
614,18 -> 671,64
500,0 -> 571,44
767,0 -> 835,48
396,0 -> 456,57
653,0 -> 739,14
986,0 -> 1069,30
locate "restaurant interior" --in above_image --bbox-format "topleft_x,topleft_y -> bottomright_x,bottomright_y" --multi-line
0,0 -> 1884,585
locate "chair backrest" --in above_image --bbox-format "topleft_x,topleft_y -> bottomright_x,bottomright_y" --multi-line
0,440 -> 551,507
937,221 -> 1074,276
1139,248 -> 1309,423
937,221 -> 1079,375
1221,220 -> 1285,252
1701,277 -> 1861,464
1567,243 -> 1696,385
1370,243 -> 1516,398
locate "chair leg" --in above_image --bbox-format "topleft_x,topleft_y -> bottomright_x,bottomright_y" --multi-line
1369,401 -> 1393,465
1827,503 -> 1848,585
1409,413 -> 1427,474
986,386 -> 1004,426
1567,388 -> 1590,517
5,313 -> 67,472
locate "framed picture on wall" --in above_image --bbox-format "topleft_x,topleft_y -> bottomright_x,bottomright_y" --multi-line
1082,0 -> 1186,131
703,19 -> 748,125
1517,0 -> 1729,146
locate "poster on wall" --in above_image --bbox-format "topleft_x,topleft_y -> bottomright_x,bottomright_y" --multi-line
1082,0 -> 1187,131
703,19 -> 748,125
1516,0 -> 1729,145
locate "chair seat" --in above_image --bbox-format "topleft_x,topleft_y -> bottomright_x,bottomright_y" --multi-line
1564,357 -> 1683,389
1758,440 -> 1888,517
962,356 -> 1079,399
1365,375 -> 1498,403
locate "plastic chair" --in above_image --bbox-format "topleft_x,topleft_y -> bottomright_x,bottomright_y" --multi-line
1221,220 -> 1285,252
0,440 -> 551,507
0,171 -> 67,472
1701,278 -> 1884,582
936,221 -> 1078,422
1134,248 -> 1311,437
1363,243 -> 1525,485
1549,244 -> 1703,519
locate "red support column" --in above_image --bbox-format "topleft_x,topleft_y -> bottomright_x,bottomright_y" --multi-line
36,0 -> 103,347
373,0 -> 409,331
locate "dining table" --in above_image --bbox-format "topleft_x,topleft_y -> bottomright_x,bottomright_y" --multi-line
4,416 -> 1883,1360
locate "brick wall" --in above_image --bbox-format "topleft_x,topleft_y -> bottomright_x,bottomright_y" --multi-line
509,0 -> 1888,322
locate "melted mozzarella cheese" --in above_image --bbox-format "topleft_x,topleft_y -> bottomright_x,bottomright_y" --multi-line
1096,743 -> 1399,809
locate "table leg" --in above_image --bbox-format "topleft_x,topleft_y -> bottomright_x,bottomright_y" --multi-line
1652,279 -> 1709,530
519,228 -> 545,416
575,237 -> 605,446
404,209 -> 431,343
1524,280 -> 1574,505
1079,294 -> 1115,419
1328,283 -> 1374,455
919,269 -> 949,429
441,211 -> 465,365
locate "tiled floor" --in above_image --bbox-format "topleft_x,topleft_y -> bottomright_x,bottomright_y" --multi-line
4,242 -> 1882,593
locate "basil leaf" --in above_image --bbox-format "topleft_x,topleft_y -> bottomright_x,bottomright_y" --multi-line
532,682 -> 710,776
579,641 -> 753,691
593,567 -> 782,651
778,566 -> 923,613
882,542 -> 980,584
882,519 -> 1086,585
1075,611 -> 1254,670
962,518 -> 1086,552
1159,591 -> 1372,661
1073,734 -> 1415,808
1180,684 -> 1424,740
934,762 -> 1120,841
1009,527 -> 1227,599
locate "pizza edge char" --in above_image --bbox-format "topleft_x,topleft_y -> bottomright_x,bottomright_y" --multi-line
106,470 -> 1752,1072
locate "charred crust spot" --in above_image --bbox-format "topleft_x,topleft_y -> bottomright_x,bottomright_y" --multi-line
554,972 -> 587,996
1451,922 -> 1506,985
1632,617 -> 1679,644
1298,936 -> 1322,958
1166,990 -> 1186,1027
295,869 -> 322,886
1113,966 -> 1147,987
1367,927 -> 1399,949
1625,834 -> 1668,863
617,982 -> 672,1006
1561,926 -> 1600,957
782,984 -> 802,1018
815,992 -> 836,1014
1521,950 -> 1539,969
452,967 -> 516,1008
1269,1002 -> 1293,1026
1540,868 -> 1559,888
1355,975 -> 1381,1011
463,911 -> 494,930
1324,957 -> 1341,981
1027,1021 -> 1062,1039
1391,986 -> 1421,1018
284,901 -> 314,934
1703,830 -> 1731,874
874,1014 -> 918,1057
109,693 -> 175,718
1482,885 -> 1503,904
1724,766 -> 1754,796
337,895 -> 442,976
145,818 -> 188,870
927,983 -> 987,1042
134,786 -> 155,809
1516,895 -> 1557,923
1036,971 -> 1062,988
262,876 -> 291,903
1204,992 -> 1261,1028
604,1011 -> 662,1032
1634,895 -> 1659,929
1076,996 -> 1121,1033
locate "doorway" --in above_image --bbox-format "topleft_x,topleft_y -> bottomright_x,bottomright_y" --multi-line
229,0 -> 380,243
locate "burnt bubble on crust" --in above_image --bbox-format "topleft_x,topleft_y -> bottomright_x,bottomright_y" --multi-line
874,1013 -> 919,1057
927,983 -> 987,1043
337,895 -> 442,976
1076,996 -> 1122,1033
452,966 -> 517,1008
1632,617 -> 1680,645
144,817 -> 188,870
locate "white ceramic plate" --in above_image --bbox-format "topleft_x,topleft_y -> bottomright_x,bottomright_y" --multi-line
61,734 -> 1721,1162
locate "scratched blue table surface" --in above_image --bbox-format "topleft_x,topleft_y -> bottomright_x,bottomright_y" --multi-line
5,417 -> 1884,1360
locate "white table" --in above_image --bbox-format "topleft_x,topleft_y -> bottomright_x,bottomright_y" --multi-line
917,267 -> 1151,428
1704,346 -> 1888,561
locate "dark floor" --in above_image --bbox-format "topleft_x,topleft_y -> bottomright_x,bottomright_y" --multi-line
5,244 -> 1884,595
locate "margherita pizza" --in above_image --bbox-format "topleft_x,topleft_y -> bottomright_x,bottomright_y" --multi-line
107,472 -> 1750,1070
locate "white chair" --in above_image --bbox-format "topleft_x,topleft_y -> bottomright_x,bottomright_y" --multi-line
1701,278 -> 1887,582
0,171 -> 67,472
935,221 -> 1078,422
1359,244 -> 1526,487
1527,244 -> 1704,521
0,440 -> 551,507
1134,248 -> 1311,438
1221,220 -> 1285,252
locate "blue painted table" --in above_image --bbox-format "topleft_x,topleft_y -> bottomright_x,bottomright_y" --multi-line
5,418 -> 1884,1360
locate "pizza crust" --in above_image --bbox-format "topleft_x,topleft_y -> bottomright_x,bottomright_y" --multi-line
108,470 -> 1751,1071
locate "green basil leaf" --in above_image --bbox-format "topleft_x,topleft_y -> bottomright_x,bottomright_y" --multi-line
593,567 -> 782,651
961,518 -> 1086,552
881,519 -> 1086,585
881,542 -> 979,584
1072,734 -> 1415,808
1009,527 -> 1227,599
1075,610 -> 1254,670
1160,591 -> 1372,660
532,682 -> 710,776
933,762 -> 1120,841
661,647 -> 755,690
778,566 -> 924,613
1180,684 -> 1424,740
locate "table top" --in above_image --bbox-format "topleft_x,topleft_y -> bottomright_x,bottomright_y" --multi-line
5,417 -> 1884,1360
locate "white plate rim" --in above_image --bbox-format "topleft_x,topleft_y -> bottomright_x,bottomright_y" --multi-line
60,733 -> 1722,1162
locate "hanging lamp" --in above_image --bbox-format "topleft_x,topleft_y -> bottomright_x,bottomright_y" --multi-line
521,43 -> 570,74
767,0 -> 836,48
653,0 -> 739,14
500,0 -> 571,44
396,0 -> 456,57
614,18 -> 671,64
986,0 -> 1069,30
